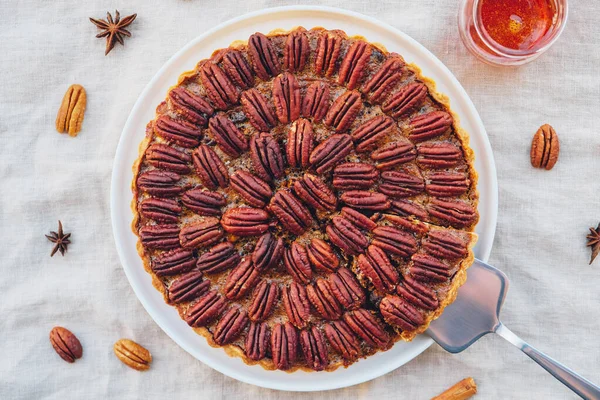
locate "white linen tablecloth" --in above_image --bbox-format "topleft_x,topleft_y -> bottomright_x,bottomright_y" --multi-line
1,1 -> 599,398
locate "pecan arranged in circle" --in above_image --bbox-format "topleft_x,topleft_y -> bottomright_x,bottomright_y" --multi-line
326,216 -> 369,256
428,198 -> 477,228
340,190 -> 391,211
145,143 -> 191,174
213,306 -> 249,345
379,171 -> 425,198
140,224 -> 180,250
151,248 -> 195,277
168,270 -> 209,303
343,309 -> 390,349
282,281 -> 310,329
333,162 -> 379,190
293,173 -> 337,212
380,294 -> 425,331
397,276 -> 439,311
302,81 -> 330,122
417,141 -> 463,168
140,198 -> 181,223
196,242 -> 240,274
425,171 -> 470,197
324,320 -> 360,360
372,225 -> 418,258
154,115 -> 203,148
283,242 -> 313,284
307,278 -> 342,320
362,56 -> 405,103
168,87 -> 213,126
245,322 -> 270,361
314,30 -> 342,77
250,132 -> 284,181
208,114 -> 249,157
306,238 -> 339,273
284,28 -> 310,72
422,230 -> 468,260
181,188 -> 226,216
224,258 -> 260,300
185,290 -> 226,327
252,232 -> 284,271
410,253 -> 452,282
241,88 -> 277,132
338,40 -> 371,90
220,49 -> 254,89
329,268 -> 365,310
530,124 -> 559,170
309,133 -> 354,174
382,82 -> 427,118
248,32 -> 280,80
324,91 -> 362,132
179,218 -> 223,249
300,326 -> 329,371
192,145 -> 229,189
221,207 -> 271,237
351,115 -> 395,153
390,199 -> 429,220
272,72 -> 301,123
286,118 -> 314,169
341,206 -> 377,231
271,322 -> 298,370
248,281 -> 280,322
357,245 -> 399,293
408,111 -> 453,143
269,190 -> 313,235
371,141 -> 417,170
200,62 -> 239,110
137,170 -> 183,198
230,170 -> 272,208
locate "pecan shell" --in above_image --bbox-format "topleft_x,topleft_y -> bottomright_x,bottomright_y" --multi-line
200,62 -> 239,110
306,238 -> 339,273
221,207 -> 271,237
361,56 -> 405,103
341,206 -> 377,231
372,225 -> 418,258
338,40 -> 372,90
309,133 -> 354,174
213,306 -> 249,345
293,173 -> 337,212
220,49 -> 254,89
300,326 -> 329,371
314,30 -> 342,77
340,190 -> 391,211
181,188 -> 226,216
422,230 -> 468,259
245,322 -> 270,361
272,72 -> 301,123
371,141 -> 417,170
248,32 -> 280,80
250,132 -> 284,181
343,309 -> 390,349
326,216 -> 369,256
208,114 -> 249,157
351,115 -> 395,153
408,111 -> 453,143
140,197 -> 181,223
397,276 -> 439,311
136,170 -> 183,198
282,282 -> 310,329
324,91 -> 363,133
357,245 -> 399,293
192,145 -> 229,189
145,143 -> 192,174
427,198 -> 477,228
271,322 -> 298,370
168,87 -> 213,126
224,258 -> 260,300
328,268 -> 365,310
284,29 -> 310,72
230,170 -> 272,208
140,224 -> 180,250
302,81 -> 330,122
324,320 -> 360,360
269,190 -> 313,235
252,232 -> 284,271
241,88 -> 277,132
168,270 -> 210,303
425,172 -> 470,197
185,290 -> 226,327
179,218 -> 223,249
379,171 -> 425,198
196,242 -> 240,274
49,326 -> 83,363
530,124 -> 559,170
382,82 -> 427,118
152,248 -> 195,276
286,118 -> 314,169
410,253 -> 452,283
154,115 -> 203,148
333,162 -> 379,190
307,278 -> 342,320
380,294 -> 425,331
417,141 -> 462,168
283,242 -> 313,284
248,281 -> 280,322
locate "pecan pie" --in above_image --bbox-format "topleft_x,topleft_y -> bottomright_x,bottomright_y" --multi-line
132,27 -> 478,371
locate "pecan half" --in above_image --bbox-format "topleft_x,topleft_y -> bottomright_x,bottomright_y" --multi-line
286,118 -> 314,169
245,322 -> 270,361
200,62 -> 239,110
137,170 -> 183,198
250,132 -> 284,181
326,216 -> 369,256
343,309 -> 390,349
341,206 -> 377,231
284,29 -> 310,72
428,198 -> 477,228
192,145 -> 229,189
324,91 -> 363,133
221,207 -> 271,236
155,115 -> 203,148
140,198 -> 181,223
425,172 -> 470,197
309,133 -> 354,174
338,40 -> 372,90
283,242 -> 313,284
329,268 -> 365,310
314,30 -> 342,77
230,171 -> 272,208
390,199 -> 429,220
113,339 -> 152,371
408,111 -> 453,143
357,245 -> 399,292
379,171 -> 425,198
306,238 -> 339,273
333,162 -> 379,190
241,88 -> 277,131
340,190 -> 391,211
417,141 -> 462,168
179,218 -> 223,249
397,276 -> 439,310
55,84 -> 86,136
208,114 -> 248,157
145,143 -> 191,174
382,82 -> 427,118
351,115 -> 395,153
361,56 -> 405,103
300,326 -> 329,371
271,322 -> 298,370
140,224 -> 180,250
185,290 -> 226,327
410,253 -> 452,282
248,281 -> 279,322
293,173 -> 337,211
423,230 -> 468,259
307,278 -> 342,320
224,258 -> 260,300
168,270 -> 210,303
272,72 -> 301,123
181,188 -> 226,216
252,232 -> 284,271
152,248 -> 195,276
302,81 -> 330,122
168,87 -> 213,126
282,282 -> 310,329
380,294 -> 425,331
220,49 -> 254,89
196,242 -> 240,274
213,306 -> 249,345
269,190 -> 313,235
385,214 -> 429,235
371,141 -> 417,170
530,124 -> 559,170
324,320 -> 360,360
372,225 -> 418,258
248,32 -> 280,80
49,326 -> 83,363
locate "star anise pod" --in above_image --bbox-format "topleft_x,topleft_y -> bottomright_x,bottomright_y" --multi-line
45,221 -> 71,257
586,223 -> 600,265
89,10 -> 137,55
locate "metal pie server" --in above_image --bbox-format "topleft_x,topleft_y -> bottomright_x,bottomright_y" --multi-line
427,258 -> 600,399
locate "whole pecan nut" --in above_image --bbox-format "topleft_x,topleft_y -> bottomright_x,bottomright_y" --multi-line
224,258 -> 260,300
252,232 -> 284,271
284,28 -> 310,72
286,118 -> 314,169
328,268 -> 365,310
326,216 -> 369,256
140,224 -> 180,250
200,62 -> 239,110
152,248 -> 195,276
309,133 -> 354,174
140,197 -> 181,223
338,40 -> 372,90
425,172 -> 470,197
220,49 -> 254,89
333,162 -> 379,190
324,91 -> 363,133
245,322 -> 270,361
530,124 -> 559,170
300,326 -> 329,371
250,132 -> 284,181
113,339 -> 152,371
302,81 -> 330,121
408,111 -> 453,143
343,309 -> 390,349
248,281 -> 280,321
282,281 -> 310,329
179,218 -> 223,249
248,32 -> 280,80
136,170 -> 183,198
371,141 -> 416,170
272,72 -> 301,123
49,326 -> 83,363
271,322 -> 298,370
351,115 -> 395,153
168,86 -> 213,126
307,278 -> 342,320
196,242 -> 240,274
410,253 -> 452,282
379,171 -> 425,198
340,190 -> 391,211
380,294 -> 425,331
269,190 -> 313,235
168,270 -> 209,303
341,206 -> 377,231
427,198 -> 477,228
145,143 -> 192,174
361,56 -> 405,103
208,114 -> 249,157
181,188 -> 226,216
397,276 -> 439,310
314,30 -> 342,77
213,306 -> 249,345
192,145 -> 229,189
306,238 -> 339,273
185,290 -> 226,327
155,115 -> 203,148
324,320 -> 360,360
293,173 -> 337,211
372,225 -> 418,258
417,141 -> 462,168
221,207 -> 271,237
422,230 -> 468,260
283,242 -> 313,284
382,82 -> 427,118
357,245 -> 399,293
55,84 -> 86,136
230,170 -> 272,208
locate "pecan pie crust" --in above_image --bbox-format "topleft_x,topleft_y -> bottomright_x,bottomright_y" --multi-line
131,27 -> 479,372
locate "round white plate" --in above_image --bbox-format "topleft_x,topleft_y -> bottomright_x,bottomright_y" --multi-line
110,5 -> 498,392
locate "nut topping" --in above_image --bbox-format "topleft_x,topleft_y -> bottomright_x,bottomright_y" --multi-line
224,258 -> 260,300
49,327 -> 83,363
140,198 -> 181,223
208,114 -> 249,157
372,225 -> 418,258
200,62 -> 239,110
55,84 -> 86,136
340,190 -> 391,211
154,115 -> 203,148
245,322 -> 270,361
168,270 -> 209,303
181,188 -> 226,216
314,30 -> 342,77
284,28 -> 310,72
361,56 -> 405,103
272,72 -> 301,123
302,81 -> 330,122
221,207 -> 271,237
390,199 -> 429,221
241,88 -> 277,132
422,230 -> 468,260
379,171 -> 425,198
324,320 -> 360,360
417,141 -> 463,168
300,327 -> 329,371
192,145 -> 229,189
137,170 -> 183,198
410,253 -> 452,282
286,118 -> 314,169
382,82 -> 427,118
140,224 -> 180,250
248,32 -> 280,80
213,306 -> 249,345
220,49 -> 254,89
333,162 -> 379,190
530,123 -> 559,170
113,339 -> 152,371
309,133 -> 354,174
152,248 -> 196,277
282,282 -> 310,329
252,232 -> 284,271
283,242 -> 313,284
408,111 -> 453,143
196,242 -> 240,274
396,276 -> 439,310
428,198 -> 477,228
293,173 -> 337,212
168,87 -> 213,126
145,143 -> 191,174
324,91 -> 363,133
341,206 -> 377,231
343,309 -> 390,349
179,218 -> 223,249
269,190 -> 313,235
271,322 -> 298,370
250,132 -> 284,181
425,172 -> 470,197
248,281 -> 279,322
328,268 -> 365,310
338,40 -> 372,90
380,294 -> 425,331
351,115 -> 395,153
357,245 -> 399,292
306,238 -> 339,273
371,141 -> 417,170
307,278 -> 342,320
230,170 -> 272,208
185,290 -> 226,327
326,216 -> 369,256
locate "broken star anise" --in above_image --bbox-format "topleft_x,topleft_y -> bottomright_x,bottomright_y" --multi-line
586,223 -> 600,265
89,10 -> 137,55
46,221 -> 71,257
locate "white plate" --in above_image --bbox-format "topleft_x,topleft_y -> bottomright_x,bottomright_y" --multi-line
110,6 -> 498,392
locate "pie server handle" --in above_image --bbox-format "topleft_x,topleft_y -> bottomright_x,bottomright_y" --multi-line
496,323 -> 600,400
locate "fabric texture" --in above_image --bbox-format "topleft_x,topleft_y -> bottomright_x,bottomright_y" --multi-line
1,1 -> 598,399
